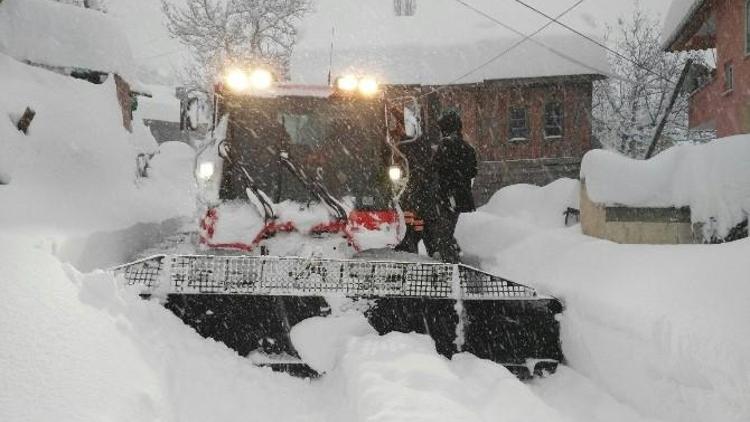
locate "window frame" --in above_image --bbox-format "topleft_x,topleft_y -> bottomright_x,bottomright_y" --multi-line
543,101 -> 564,139
394,0 -> 416,16
508,106 -> 530,142
724,61 -> 734,93
746,0 -> 750,55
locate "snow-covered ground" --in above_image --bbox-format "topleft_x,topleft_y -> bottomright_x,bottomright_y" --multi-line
6,171 -> 748,421
457,179 -> 750,422
2,48 -> 748,418
2,1 -> 748,420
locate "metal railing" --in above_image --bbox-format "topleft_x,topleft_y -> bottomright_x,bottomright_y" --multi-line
113,254 -> 537,299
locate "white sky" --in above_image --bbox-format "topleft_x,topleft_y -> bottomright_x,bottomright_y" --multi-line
106,0 -> 675,85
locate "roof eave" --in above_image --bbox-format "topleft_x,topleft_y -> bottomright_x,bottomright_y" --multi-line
662,0 -> 711,52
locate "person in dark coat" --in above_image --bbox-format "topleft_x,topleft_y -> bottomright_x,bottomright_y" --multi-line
429,108 -> 478,262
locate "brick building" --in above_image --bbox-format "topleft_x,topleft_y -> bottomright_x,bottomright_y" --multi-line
291,0 -> 609,204
416,75 -> 601,203
663,0 -> 750,137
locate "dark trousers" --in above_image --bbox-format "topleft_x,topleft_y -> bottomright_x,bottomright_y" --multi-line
395,205 -> 461,263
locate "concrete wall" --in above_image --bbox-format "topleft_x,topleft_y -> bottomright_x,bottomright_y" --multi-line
580,181 -> 699,244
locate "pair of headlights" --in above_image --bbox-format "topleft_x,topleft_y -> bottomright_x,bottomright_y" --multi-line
335,75 -> 379,96
223,68 -> 274,93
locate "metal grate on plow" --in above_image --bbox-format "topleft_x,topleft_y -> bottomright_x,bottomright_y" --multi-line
113,255 -> 538,299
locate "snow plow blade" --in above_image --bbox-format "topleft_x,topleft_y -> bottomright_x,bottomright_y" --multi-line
114,255 -> 563,379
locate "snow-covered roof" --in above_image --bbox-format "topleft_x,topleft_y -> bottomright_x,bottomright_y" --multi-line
137,84 -> 181,123
290,0 -> 610,85
661,0 -> 706,50
0,0 -> 137,82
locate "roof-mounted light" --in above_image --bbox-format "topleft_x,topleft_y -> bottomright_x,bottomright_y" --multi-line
336,75 -> 359,92
224,68 -> 250,93
357,77 -> 379,96
335,75 -> 380,96
223,67 -> 275,93
249,68 -> 273,90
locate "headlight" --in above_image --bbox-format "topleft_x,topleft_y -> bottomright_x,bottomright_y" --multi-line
197,161 -> 215,181
358,77 -> 379,96
224,68 -> 249,92
249,69 -> 273,90
388,165 -> 402,182
336,75 -> 359,92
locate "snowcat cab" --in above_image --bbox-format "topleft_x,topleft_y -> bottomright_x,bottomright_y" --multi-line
115,66 -> 564,380
196,68 -> 412,254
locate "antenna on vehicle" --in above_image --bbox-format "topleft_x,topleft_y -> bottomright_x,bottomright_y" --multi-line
327,26 -> 335,85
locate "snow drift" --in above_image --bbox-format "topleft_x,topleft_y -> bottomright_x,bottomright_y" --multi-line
0,53 -> 195,235
457,179 -> 750,422
0,235 -> 334,422
1,234 -> 577,422
581,136 -> 750,237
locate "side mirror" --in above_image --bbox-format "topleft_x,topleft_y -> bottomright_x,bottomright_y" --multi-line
387,96 -> 422,144
403,100 -> 421,140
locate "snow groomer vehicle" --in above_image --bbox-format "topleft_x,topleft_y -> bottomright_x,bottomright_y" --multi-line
115,64 -> 564,379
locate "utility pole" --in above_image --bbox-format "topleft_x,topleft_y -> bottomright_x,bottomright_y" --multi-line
645,59 -> 693,159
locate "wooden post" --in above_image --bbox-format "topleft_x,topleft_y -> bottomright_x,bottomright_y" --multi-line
645,59 -> 693,159
16,107 -> 36,134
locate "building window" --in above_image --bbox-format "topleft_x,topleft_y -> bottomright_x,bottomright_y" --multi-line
746,0 -> 750,54
724,62 -> 734,92
509,107 -> 529,140
544,101 -> 563,138
394,0 -> 416,16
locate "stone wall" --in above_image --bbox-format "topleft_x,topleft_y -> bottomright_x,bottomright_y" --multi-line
473,157 -> 581,206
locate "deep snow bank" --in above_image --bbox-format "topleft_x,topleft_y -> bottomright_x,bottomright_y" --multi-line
341,333 -> 567,422
581,137 -> 750,237
0,235 -> 333,422
457,180 -> 750,422
289,312 -> 568,422
456,178 -> 578,268
1,235 -> 576,422
0,53 -> 195,235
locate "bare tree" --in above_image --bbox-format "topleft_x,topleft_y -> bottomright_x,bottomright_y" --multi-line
593,3 -> 707,158
162,0 -> 311,91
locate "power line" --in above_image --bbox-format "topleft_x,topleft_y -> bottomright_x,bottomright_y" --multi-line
445,0 -> 641,87
410,0 -> 594,99
512,0 -> 675,84
444,0 -> 586,85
